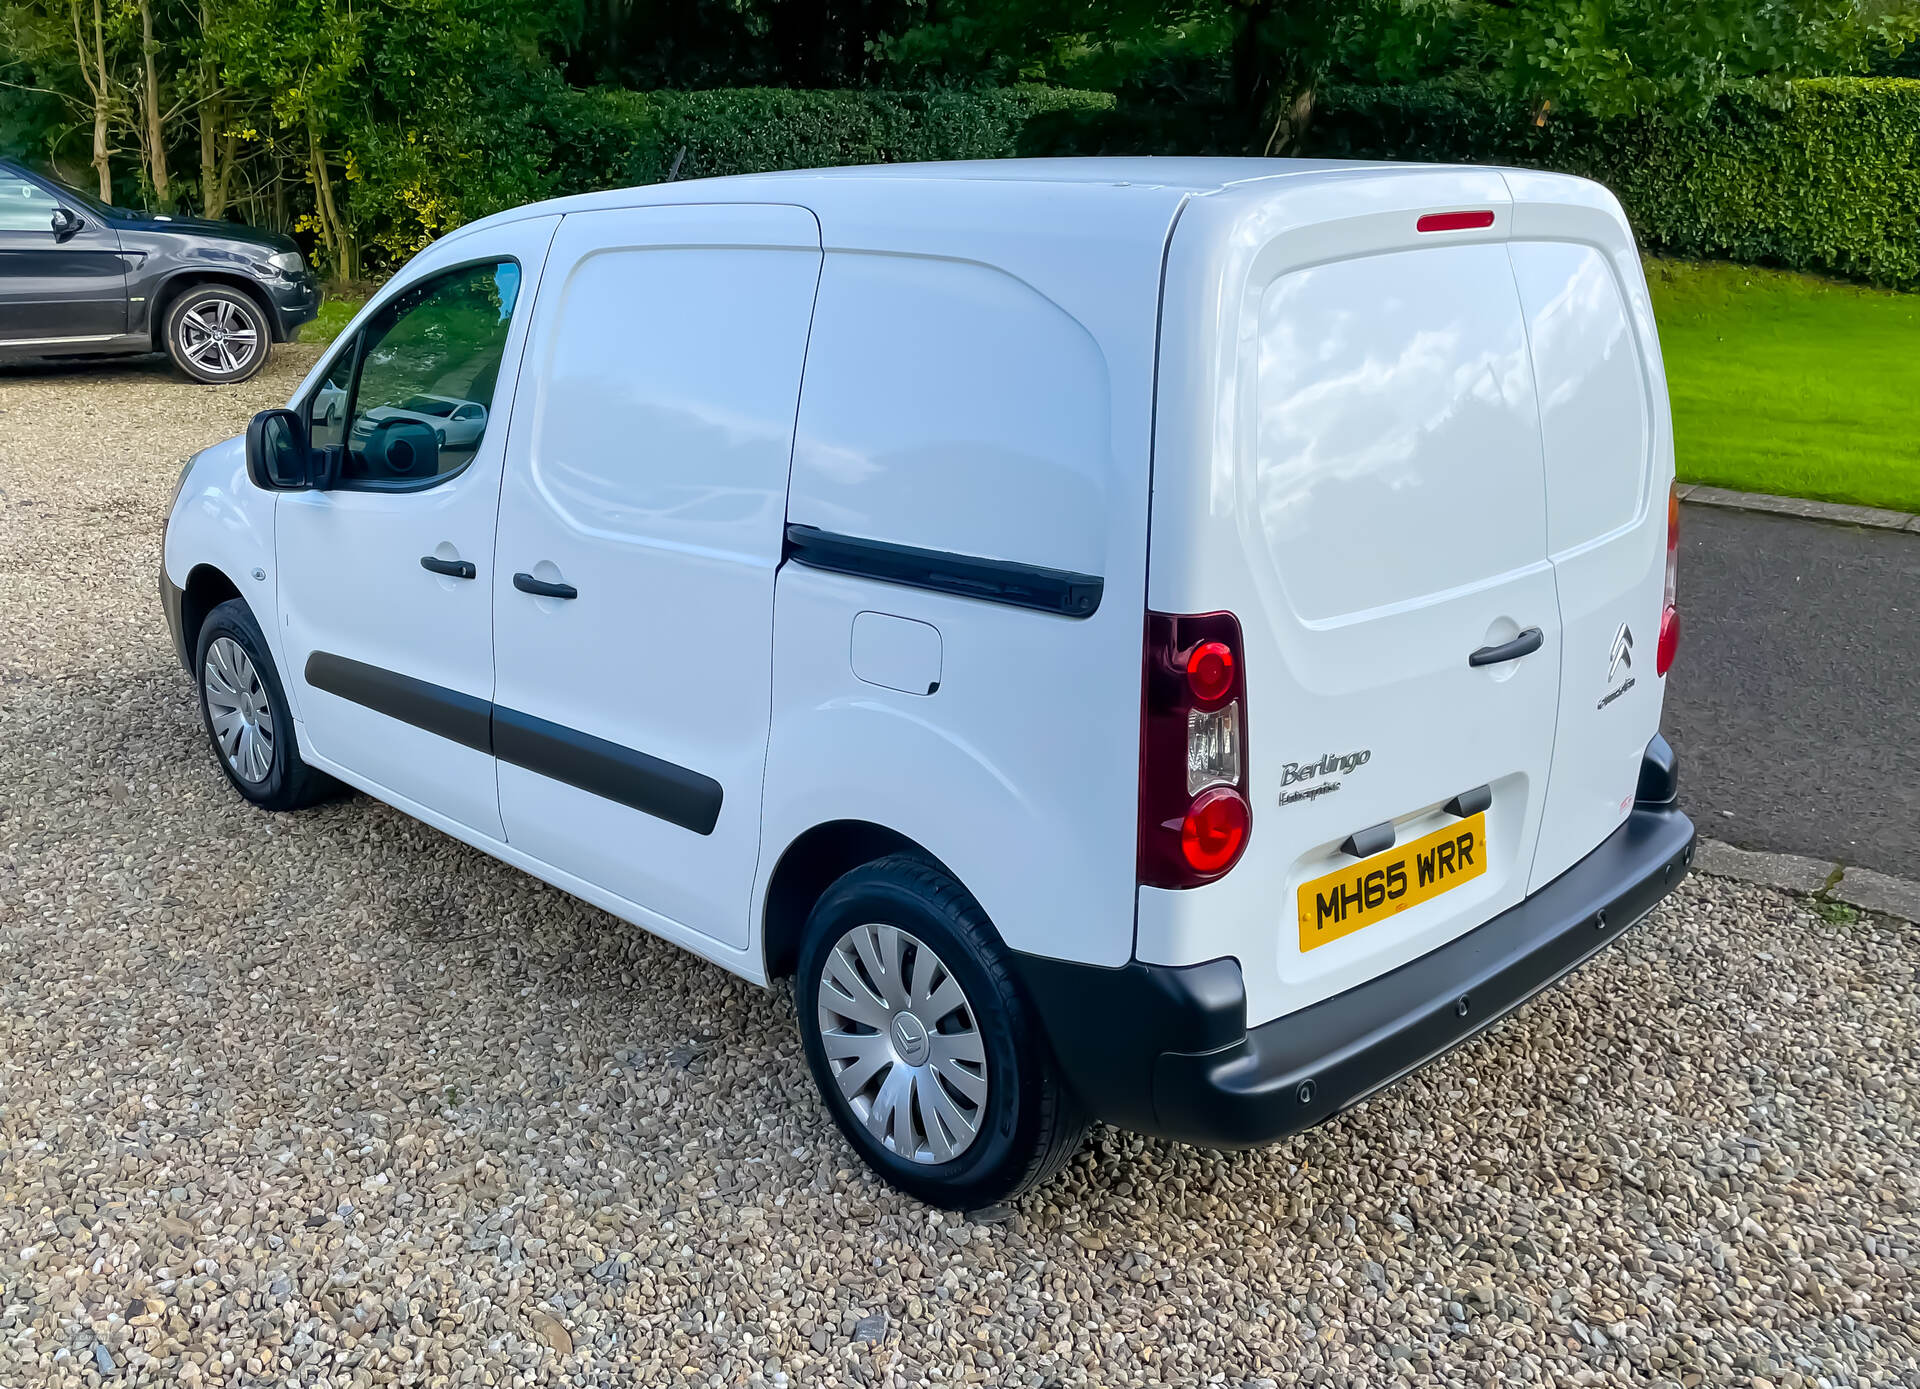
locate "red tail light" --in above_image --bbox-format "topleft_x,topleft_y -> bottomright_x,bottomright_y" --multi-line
1658,481 -> 1680,676
1141,612 -> 1251,888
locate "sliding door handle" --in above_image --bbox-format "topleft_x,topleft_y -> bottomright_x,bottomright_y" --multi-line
514,571 -> 577,600
420,555 -> 476,580
1468,627 -> 1544,667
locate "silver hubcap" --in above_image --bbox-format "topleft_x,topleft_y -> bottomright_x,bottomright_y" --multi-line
178,299 -> 259,375
816,924 -> 988,1165
203,636 -> 274,783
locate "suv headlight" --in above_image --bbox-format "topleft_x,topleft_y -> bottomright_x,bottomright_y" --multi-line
267,250 -> 305,275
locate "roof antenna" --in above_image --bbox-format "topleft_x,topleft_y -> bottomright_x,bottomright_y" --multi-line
665,146 -> 687,182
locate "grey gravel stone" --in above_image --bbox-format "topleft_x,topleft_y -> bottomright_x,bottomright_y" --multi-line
2,356 -> 1918,1387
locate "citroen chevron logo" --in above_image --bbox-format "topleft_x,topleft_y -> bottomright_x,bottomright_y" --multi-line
1608,623 -> 1634,683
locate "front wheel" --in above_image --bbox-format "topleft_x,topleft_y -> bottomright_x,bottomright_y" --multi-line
164,285 -> 271,384
795,856 -> 1087,1209
195,598 -> 335,810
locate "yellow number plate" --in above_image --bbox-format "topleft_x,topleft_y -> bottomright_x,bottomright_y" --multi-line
1297,812 -> 1488,953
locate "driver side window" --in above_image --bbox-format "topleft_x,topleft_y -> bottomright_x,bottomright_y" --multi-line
313,260 -> 521,488
0,176 -> 56,232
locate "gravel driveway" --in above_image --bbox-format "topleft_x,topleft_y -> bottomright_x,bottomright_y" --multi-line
3,351 -> 1917,1389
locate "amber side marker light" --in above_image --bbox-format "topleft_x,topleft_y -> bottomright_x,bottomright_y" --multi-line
1417,210 -> 1496,233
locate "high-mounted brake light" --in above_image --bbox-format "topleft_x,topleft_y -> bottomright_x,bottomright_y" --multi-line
1658,480 -> 1681,676
1417,210 -> 1496,233
1141,612 -> 1251,888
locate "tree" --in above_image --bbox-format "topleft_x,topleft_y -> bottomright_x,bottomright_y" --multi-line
881,0 -> 1920,152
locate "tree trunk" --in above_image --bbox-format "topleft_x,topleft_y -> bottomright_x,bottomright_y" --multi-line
1262,76 -> 1317,157
308,125 -> 356,280
140,0 -> 171,205
70,0 -> 115,201
1231,0 -> 1274,150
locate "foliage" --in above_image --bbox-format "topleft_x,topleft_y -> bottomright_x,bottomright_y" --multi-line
2,0 -> 1914,276
560,84 -> 1118,188
1309,77 -> 1920,290
1645,256 -> 1920,512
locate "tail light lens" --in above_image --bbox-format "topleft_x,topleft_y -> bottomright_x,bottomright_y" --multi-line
1658,481 -> 1680,676
1141,612 -> 1251,888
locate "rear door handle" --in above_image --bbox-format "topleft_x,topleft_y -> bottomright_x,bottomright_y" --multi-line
420,555 -> 476,580
1468,627 -> 1544,667
514,571 -> 577,600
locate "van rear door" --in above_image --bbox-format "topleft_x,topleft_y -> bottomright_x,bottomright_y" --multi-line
1504,181 -> 1675,890
1141,171 -> 1565,1026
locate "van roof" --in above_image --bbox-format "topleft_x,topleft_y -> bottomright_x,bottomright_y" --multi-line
445,156 -> 1501,244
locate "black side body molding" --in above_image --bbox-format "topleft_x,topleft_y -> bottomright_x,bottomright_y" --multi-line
306,651 -> 492,753
784,524 -> 1103,619
493,706 -> 722,836
302,651 -> 721,835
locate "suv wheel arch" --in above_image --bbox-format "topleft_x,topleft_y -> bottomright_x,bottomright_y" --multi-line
150,272 -> 280,348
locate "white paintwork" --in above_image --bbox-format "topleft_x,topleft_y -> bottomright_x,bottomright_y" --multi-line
163,157 -> 1671,1029
1505,194 -> 1674,890
850,612 -> 942,695
162,433 -> 288,673
491,204 -> 822,949
274,214 -> 560,836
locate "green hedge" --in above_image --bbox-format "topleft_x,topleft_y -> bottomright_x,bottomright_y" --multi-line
1308,78 -> 1920,291
554,85 -> 1117,192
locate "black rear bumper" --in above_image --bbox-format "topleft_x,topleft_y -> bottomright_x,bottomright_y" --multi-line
1012,746 -> 1695,1149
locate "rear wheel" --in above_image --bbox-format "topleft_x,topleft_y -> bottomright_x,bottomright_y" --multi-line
795,856 -> 1087,1209
195,598 -> 334,810
164,285 -> 271,384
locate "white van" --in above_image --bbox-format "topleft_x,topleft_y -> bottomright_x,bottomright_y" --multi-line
161,159 -> 1696,1208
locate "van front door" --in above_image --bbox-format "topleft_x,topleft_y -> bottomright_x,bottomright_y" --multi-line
275,217 -> 559,836
490,204 -> 823,953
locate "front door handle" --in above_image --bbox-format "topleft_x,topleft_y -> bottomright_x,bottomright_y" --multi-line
513,571 -> 578,600
1468,627 -> 1544,667
420,555 -> 476,580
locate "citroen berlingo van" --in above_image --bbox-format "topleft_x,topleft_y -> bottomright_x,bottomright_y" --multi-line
161,159 -> 1696,1208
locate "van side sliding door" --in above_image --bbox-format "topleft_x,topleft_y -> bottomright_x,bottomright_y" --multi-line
489,204 -> 823,954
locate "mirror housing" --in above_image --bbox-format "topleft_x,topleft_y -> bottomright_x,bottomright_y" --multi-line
245,408 -> 314,491
50,206 -> 82,242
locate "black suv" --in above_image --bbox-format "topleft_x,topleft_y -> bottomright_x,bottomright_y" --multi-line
0,159 -> 319,383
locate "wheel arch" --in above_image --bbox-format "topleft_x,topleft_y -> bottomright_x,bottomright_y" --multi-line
760,820 -> 974,981
180,563 -> 248,663
150,272 -> 279,349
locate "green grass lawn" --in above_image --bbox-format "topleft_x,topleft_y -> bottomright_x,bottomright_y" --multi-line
1647,258 -> 1920,513
298,289 -> 368,346
299,260 -> 1917,512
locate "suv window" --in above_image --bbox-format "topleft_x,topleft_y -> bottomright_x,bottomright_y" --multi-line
319,260 -> 520,488
0,175 -> 57,232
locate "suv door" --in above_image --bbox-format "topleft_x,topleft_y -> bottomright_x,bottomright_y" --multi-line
0,168 -> 126,344
490,204 -> 822,952
274,217 -> 559,836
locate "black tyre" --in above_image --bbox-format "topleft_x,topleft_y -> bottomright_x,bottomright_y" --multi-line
164,285 -> 271,384
795,855 -> 1087,1209
194,598 -> 335,811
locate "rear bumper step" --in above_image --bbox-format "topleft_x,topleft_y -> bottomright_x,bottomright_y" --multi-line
1013,777 -> 1695,1150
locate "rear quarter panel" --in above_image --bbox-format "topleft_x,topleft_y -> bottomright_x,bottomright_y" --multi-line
759,180 -> 1184,968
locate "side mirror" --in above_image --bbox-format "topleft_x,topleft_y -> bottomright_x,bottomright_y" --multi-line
50,206 -> 82,242
245,408 -> 313,490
